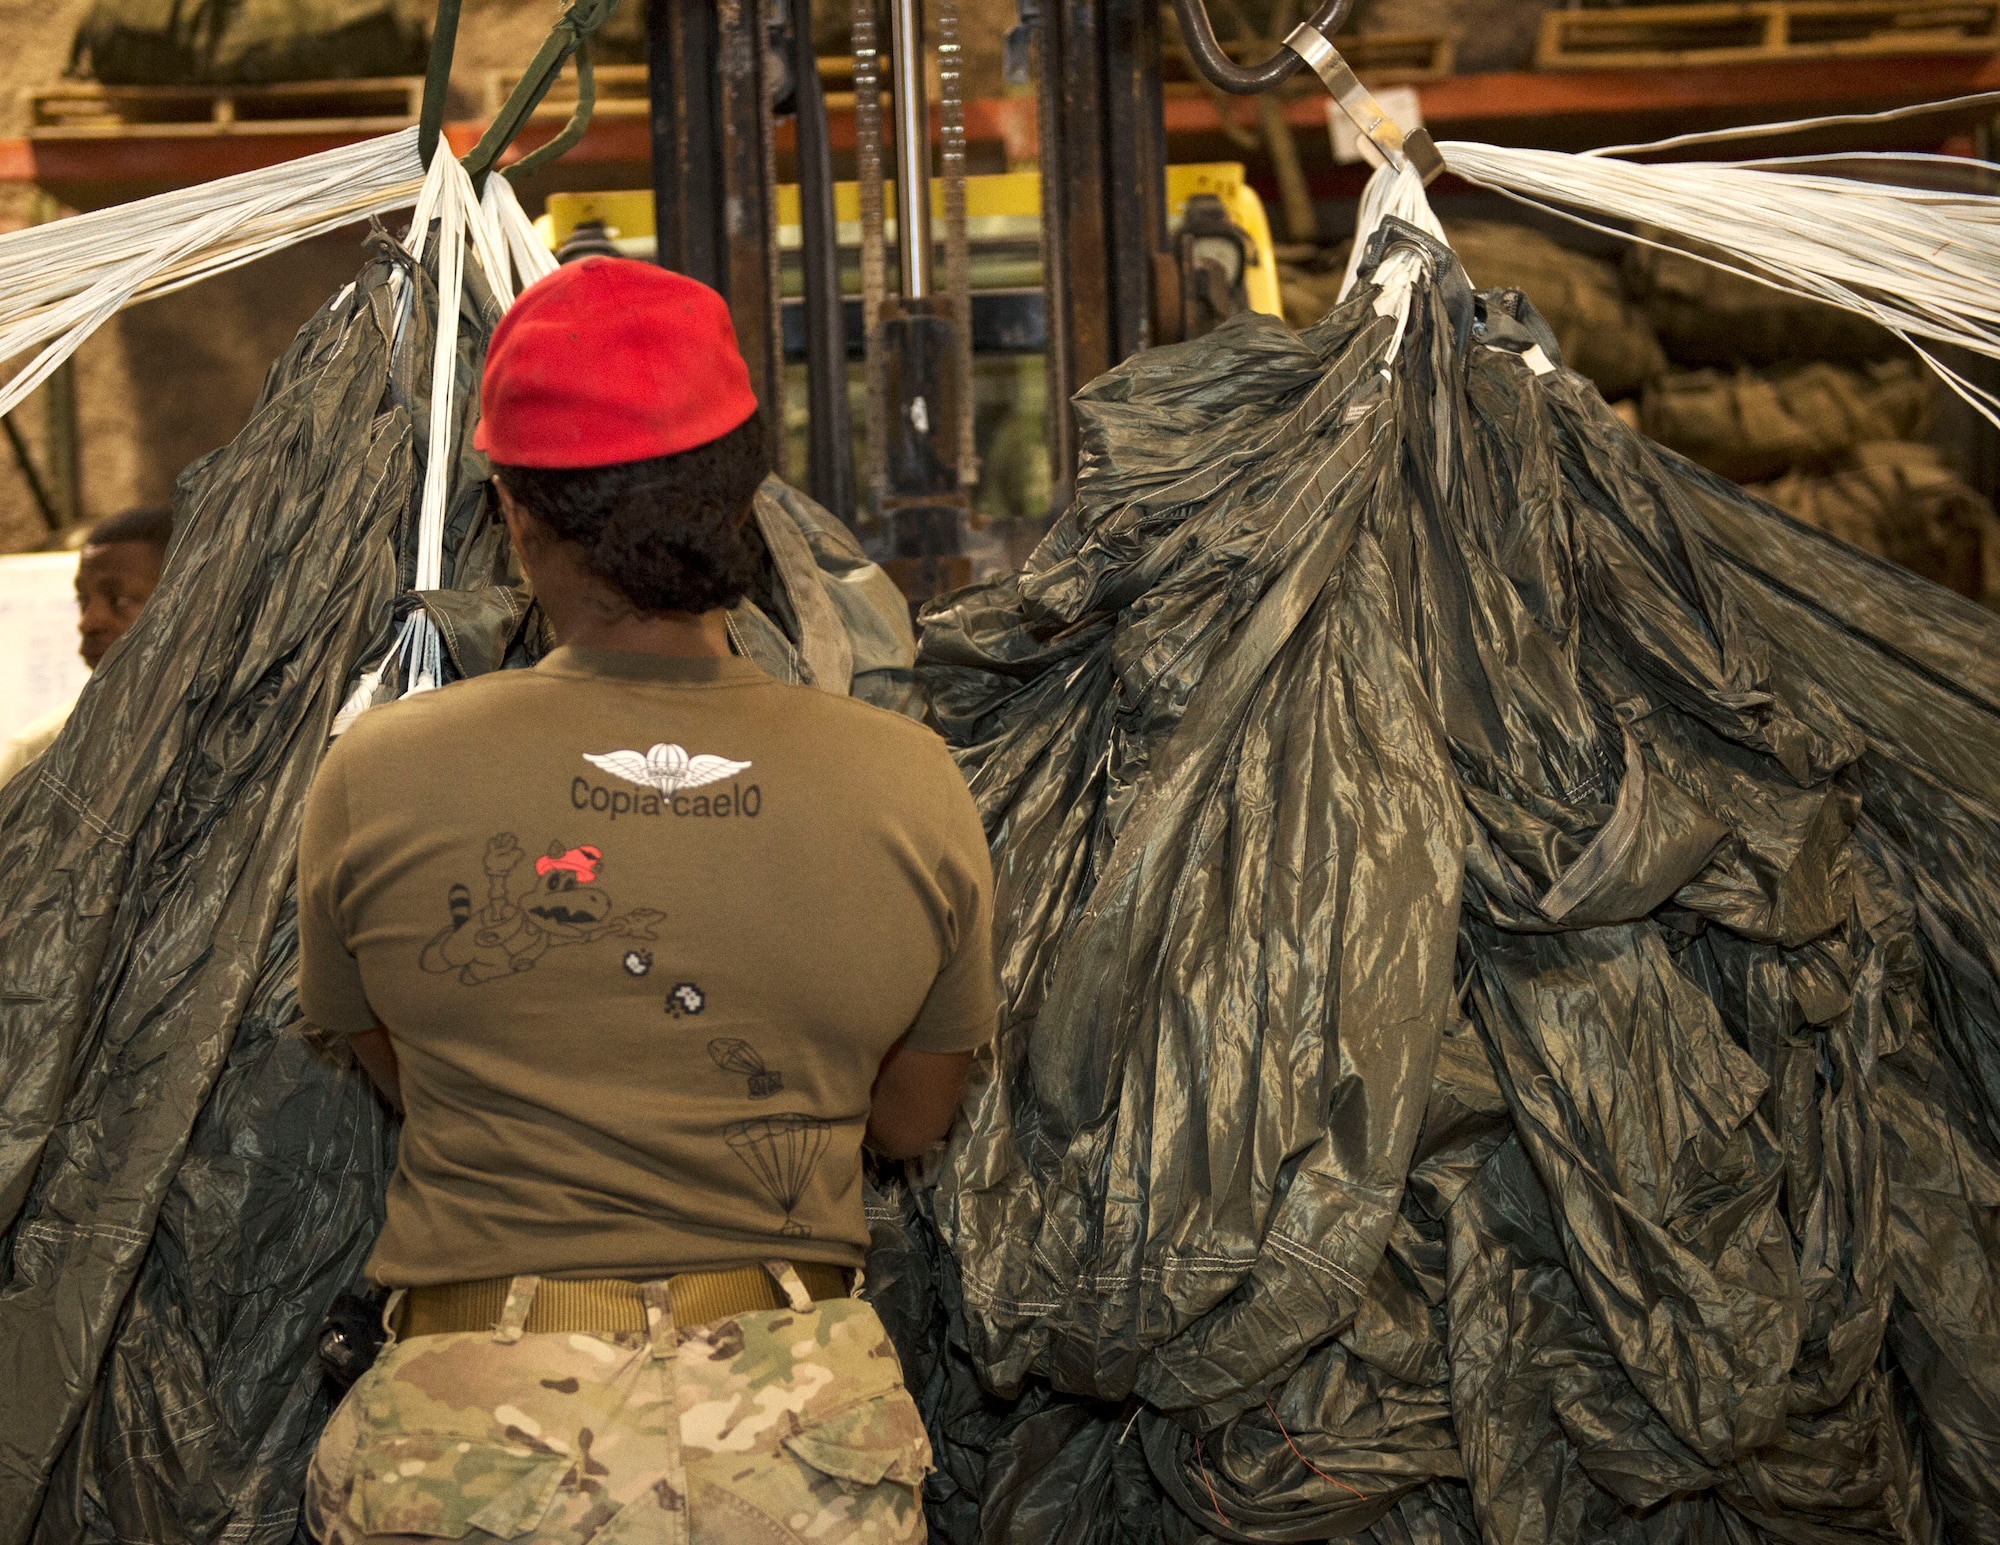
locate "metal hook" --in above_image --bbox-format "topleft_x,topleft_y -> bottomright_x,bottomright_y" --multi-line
501,37 -> 599,182
1284,22 -> 1444,185
1166,0 -> 1352,96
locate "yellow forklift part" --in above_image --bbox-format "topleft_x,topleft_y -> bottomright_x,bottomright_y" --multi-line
539,166 -> 1282,320
1164,164 -> 1281,319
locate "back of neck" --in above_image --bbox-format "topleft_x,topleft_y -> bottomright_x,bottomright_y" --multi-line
551,606 -> 732,658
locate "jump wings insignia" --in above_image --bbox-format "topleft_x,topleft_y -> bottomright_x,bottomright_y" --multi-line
583,743 -> 752,797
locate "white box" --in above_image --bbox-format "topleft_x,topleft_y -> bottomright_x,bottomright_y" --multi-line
0,552 -> 88,741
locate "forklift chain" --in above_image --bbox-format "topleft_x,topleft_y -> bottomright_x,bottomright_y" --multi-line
938,0 -> 978,487
852,0 -> 890,517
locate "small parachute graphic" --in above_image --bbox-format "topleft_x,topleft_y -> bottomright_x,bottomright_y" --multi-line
725,1114 -> 830,1236
708,1038 -> 782,1098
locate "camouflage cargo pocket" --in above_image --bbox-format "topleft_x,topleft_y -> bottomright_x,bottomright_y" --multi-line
674,1296 -> 931,1538
684,1384 -> 931,1542
341,1329 -> 657,1541
782,1389 -> 933,1490
347,1433 -> 570,1538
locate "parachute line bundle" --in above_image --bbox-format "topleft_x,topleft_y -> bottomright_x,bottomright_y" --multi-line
0,128 -> 425,422
331,151 -> 555,720
1429,99 -> 2000,427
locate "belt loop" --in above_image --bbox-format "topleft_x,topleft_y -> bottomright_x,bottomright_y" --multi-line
380,1288 -> 407,1348
494,1275 -> 540,1343
641,1280 -> 679,1359
640,1281 -> 690,1539
763,1260 -> 816,1313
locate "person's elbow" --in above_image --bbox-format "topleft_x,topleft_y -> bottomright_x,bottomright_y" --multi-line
864,1123 -> 939,1162
866,1045 -> 974,1159
865,1107 -> 953,1160
348,1025 -> 404,1114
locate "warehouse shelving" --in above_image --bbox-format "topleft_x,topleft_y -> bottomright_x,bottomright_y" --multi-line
2,51 -> 1994,211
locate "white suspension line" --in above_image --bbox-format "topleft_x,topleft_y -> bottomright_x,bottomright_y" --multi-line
1580,91 -> 2000,160
0,130 -> 425,418
373,152 -> 546,711
1338,160 -> 1444,305
1436,141 -> 2000,426
0,124 -> 557,731
483,174 -> 559,294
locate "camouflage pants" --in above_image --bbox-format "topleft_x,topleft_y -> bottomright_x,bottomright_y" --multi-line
306,1265 -> 931,1543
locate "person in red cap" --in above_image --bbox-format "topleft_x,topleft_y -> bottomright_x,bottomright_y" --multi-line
297,258 -> 991,1543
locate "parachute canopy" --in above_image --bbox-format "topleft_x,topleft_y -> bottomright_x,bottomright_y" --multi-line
888,211 -> 2000,1544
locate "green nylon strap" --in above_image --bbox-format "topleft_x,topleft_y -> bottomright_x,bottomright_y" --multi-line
419,0 -> 620,184
417,0 -> 463,168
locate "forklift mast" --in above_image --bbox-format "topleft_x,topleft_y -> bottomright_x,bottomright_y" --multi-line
1030,0 -> 1169,511
637,0 -> 1416,600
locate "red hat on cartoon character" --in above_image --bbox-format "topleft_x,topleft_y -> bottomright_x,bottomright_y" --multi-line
474,257 -> 758,469
536,845 -> 601,885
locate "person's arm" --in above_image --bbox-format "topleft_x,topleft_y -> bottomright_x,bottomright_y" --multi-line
298,740 -> 401,1113
349,1025 -> 403,1114
866,750 -> 998,1157
867,1041 -> 973,1159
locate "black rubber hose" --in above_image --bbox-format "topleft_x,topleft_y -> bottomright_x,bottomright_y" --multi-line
1168,0 -> 1353,95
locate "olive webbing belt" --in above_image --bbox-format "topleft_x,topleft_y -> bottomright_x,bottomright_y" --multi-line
396,1262 -> 853,1337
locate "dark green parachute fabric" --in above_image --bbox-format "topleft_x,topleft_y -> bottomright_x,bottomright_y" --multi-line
897,219 -> 2000,1543
0,227 -> 914,1540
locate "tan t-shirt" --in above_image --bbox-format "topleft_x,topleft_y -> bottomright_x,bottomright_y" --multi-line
297,646 -> 996,1287
0,696 -> 74,789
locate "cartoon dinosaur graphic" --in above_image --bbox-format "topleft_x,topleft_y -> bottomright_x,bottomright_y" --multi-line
420,835 -> 664,985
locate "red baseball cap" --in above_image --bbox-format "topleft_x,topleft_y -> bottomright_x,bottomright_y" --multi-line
474,256 -> 758,468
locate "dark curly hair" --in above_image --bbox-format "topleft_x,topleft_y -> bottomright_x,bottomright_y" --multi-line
493,413 -> 766,615
87,505 -> 174,551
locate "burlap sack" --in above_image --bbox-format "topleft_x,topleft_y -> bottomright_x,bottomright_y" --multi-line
1642,358 -> 1930,482
1625,241 -> 1900,367
75,0 -> 427,84
1277,263 -> 1347,332
1446,220 -> 1667,397
1751,440 -> 2000,606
